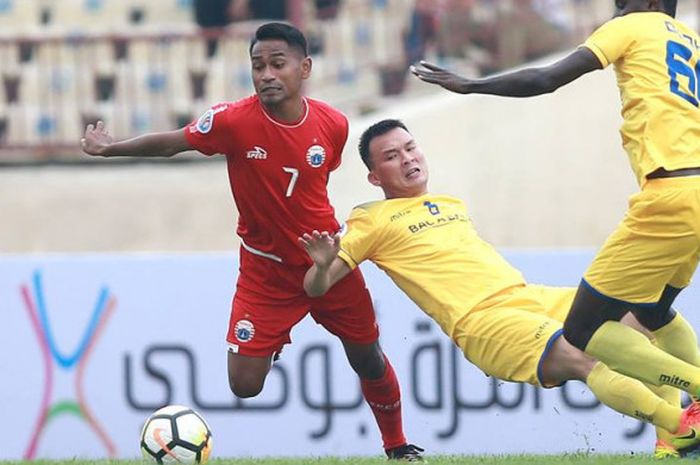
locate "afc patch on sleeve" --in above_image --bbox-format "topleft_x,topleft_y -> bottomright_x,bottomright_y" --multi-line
193,104 -> 228,134
195,109 -> 214,134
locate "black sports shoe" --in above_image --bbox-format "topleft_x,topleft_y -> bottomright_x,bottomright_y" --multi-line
386,444 -> 424,461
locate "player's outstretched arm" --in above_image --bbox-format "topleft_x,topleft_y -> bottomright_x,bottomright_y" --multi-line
81,121 -> 193,158
411,47 -> 602,97
299,230 -> 352,297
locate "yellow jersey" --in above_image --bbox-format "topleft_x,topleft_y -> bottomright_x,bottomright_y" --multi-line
338,194 -> 525,339
583,12 -> 700,185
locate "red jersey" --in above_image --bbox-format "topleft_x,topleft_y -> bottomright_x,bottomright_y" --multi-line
184,95 -> 348,266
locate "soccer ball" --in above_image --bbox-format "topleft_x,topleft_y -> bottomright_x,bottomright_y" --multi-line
140,405 -> 213,464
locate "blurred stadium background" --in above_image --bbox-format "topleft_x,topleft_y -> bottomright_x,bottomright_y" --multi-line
4,0 -> 699,252
0,0 -> 615,156
1,0 -> 400,156
3,0 -> 700,461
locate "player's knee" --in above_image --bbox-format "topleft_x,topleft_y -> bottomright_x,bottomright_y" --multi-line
228,374 -> 264,398
345,342 -> 386,379
562,322 -> 590,352
566,349 -> 598,382
356,352 -> 386,380
541,336 -> 596,384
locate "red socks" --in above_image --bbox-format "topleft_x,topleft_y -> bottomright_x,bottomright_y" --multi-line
360,356 -> 406,450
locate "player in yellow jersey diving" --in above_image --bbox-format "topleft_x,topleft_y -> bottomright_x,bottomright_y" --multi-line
411,0 -> 700,456
299,120 -> 700,457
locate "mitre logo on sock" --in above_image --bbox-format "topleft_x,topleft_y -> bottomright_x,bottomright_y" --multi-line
659,374 -> 691,388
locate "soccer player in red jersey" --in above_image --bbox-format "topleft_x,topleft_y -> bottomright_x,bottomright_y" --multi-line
81,22 -> 422,460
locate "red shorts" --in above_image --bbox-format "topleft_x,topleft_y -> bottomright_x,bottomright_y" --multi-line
226,248 -> 379,357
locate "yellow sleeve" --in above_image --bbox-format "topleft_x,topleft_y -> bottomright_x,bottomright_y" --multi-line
582,16 -> 635,67
338,207 -> 380,270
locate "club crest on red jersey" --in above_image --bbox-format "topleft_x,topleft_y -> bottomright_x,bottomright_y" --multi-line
306,145 -> 326,168
234,319 -> 255,343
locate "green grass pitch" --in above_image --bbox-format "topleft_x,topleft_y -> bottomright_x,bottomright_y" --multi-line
0,455 -> 664,465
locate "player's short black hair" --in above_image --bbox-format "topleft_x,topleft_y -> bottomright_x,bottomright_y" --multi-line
249,22 -> 308,57
358,119 -> 410,169
615,0 -> 676,15
662,0 -> 677,15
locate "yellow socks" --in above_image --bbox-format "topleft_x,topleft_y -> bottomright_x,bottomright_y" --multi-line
652,313 -> 700,367
647,383 -> 682,442
585,321 -> 700,396
586,362 -> 682,433
648,339 -> 683,443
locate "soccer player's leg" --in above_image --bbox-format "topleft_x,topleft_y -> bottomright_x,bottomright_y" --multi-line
563,187 -> 700,397
644,258 -> 700,369
227,351 -> 273,398
564,284 -> 700,394
644,183 -> 700,370
542,287 -> 684,456
585,359 -> 700,458
634,283 -> 700,456
452,286 -> 568,386
646,380 -> 682,459
225,291 -> 307,397
518,303 -> 695,451
455,286 -> 688,441
226,248 -> 309,398
311,268 -> 422,460
545,337 -> 684,434
633,315 -> 684,458
548,323 -> 698,456
645,290 -> 700,456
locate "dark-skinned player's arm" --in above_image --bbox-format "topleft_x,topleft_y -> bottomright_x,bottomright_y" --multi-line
81,120 -> 193,158
411,47 -> 603,97
299,230 -> 353,297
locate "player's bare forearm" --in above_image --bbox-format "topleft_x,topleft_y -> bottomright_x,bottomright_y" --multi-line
471,68 -> 566,96
304,263 -> 334,297
82,122 -> 191,158
303,257 -> 352,297
101,132 -> 190,157
412,48 -> 601,97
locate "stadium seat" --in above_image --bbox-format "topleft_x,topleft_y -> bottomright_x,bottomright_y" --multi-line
128,106 -> 152,133
56,100 -> 81,141
47,0 -> 133,33
5,104 -> 40,145
36,39 -> 110,105
106,66 -> 132,136
17,63 -> 42,106
113,61 -> 172,132
136,0 -> 195,29
166,57 -> 191,110
182,36 -> 209,73
202,58 -> 227,103
0,0 -> 41,34
0,106 -> 7,144
0,41 -> 21,74
0,0 -> 451,153
218,35 -> 253,97
370,0 -> 407,65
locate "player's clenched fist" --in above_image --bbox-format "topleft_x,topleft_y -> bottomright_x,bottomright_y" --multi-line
81,120 -> 113,156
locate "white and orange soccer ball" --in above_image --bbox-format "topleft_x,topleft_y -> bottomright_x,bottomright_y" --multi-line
140,405 -> 213,464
